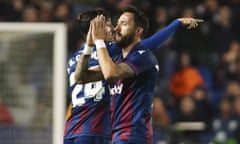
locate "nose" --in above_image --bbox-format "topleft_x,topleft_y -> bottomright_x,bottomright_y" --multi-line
114,24 -> 120,32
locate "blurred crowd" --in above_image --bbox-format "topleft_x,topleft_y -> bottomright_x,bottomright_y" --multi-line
1,0 -> 240,143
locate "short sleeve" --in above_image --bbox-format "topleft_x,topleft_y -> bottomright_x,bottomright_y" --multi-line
124,50 -> 158,76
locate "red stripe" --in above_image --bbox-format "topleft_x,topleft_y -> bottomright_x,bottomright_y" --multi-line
64,114 -> 72,136
72,106 -> 90,135
119,91 -> 134,140
125,61 -> 139,75
91,101 -> 106,134
111,93 -> 116,139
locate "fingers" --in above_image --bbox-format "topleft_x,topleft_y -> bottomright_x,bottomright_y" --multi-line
194,19 -> 204,23
86,22 -> 94,46
186,18 -> 204,29
187,19 -> 199,29
90,15 -> 107,41
91,15 -> 106,28
91,15 -> 106,32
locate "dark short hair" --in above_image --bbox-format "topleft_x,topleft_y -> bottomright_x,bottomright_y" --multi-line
120,5 -> 149,37
76,8 -> 110,41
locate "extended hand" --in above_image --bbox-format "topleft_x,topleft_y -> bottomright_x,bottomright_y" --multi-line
178,18 -> 204,29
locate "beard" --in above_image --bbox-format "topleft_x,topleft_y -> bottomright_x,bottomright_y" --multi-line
115,31 -> 135,48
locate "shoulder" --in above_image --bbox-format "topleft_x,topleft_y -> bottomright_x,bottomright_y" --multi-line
130,45 -> 157,62
69,47 -> 83,60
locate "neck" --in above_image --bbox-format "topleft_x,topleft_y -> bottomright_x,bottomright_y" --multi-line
122,38 -> 141,58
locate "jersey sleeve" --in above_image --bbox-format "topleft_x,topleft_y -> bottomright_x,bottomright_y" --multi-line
141,19 -> 181,50
124,50 -> 157,76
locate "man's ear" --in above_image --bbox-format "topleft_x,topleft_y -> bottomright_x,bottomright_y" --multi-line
135,27 -> 144,36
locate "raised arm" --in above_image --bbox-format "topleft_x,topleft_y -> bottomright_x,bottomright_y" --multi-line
141,18 -> 204,50
74,24 -> 104,84
90,15 -> 134,81
141,19 -> 181,50
74,50 -> 104,84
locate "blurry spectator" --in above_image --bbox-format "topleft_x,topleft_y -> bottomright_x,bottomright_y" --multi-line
211,97 -> 238,144
196,0 -> 219,21
38,1 -> 54,22
172,96 -> 203,143
210,67 -> 227,110
192,87 -> 214,125
233,96 -> 240,143
53,1 -> 79,55
153,7 -> 168,31
223,40 -> 240,65
152,97 -> 171,143
169,52 -> 205,100
173,96 -> 201,122
7,0 -> 26,21
211,6 -> 235,54
152,97 -> 171,128
233,96 -> 240,118
53,1 -> 72,22
22,5 -> 39,22
0,97 -> 14,124
117,0 -> 132,10
222,40 -> 240,81
224,80 -> 240,99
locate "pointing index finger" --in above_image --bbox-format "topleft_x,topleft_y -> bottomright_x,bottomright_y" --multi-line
195,19 -> 204,22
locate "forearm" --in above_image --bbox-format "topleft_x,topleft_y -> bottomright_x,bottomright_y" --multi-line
74,46 -> 104,84
96,43 -> 133,81
74,54 -> 91,83
96,47 -> 118,81
142,19 -> 181,50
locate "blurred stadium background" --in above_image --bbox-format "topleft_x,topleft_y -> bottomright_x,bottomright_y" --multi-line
0,0 -> 240,144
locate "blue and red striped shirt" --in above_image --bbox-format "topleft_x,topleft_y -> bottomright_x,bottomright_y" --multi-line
109,43 -> 159,144
64,46 -> 113,139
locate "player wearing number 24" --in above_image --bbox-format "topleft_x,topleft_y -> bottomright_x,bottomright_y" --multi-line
64,6 -> 203,144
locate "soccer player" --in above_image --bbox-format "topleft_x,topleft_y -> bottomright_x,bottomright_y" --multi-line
64,9 -> 114,144
79,5 -> 203,144
89,7 -> 159,144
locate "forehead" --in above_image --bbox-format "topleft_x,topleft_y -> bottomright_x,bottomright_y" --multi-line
118,12 -> 134,22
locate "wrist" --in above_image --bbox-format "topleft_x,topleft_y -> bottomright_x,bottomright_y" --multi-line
82,44 -> 93,55
95,39 -> 106,50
